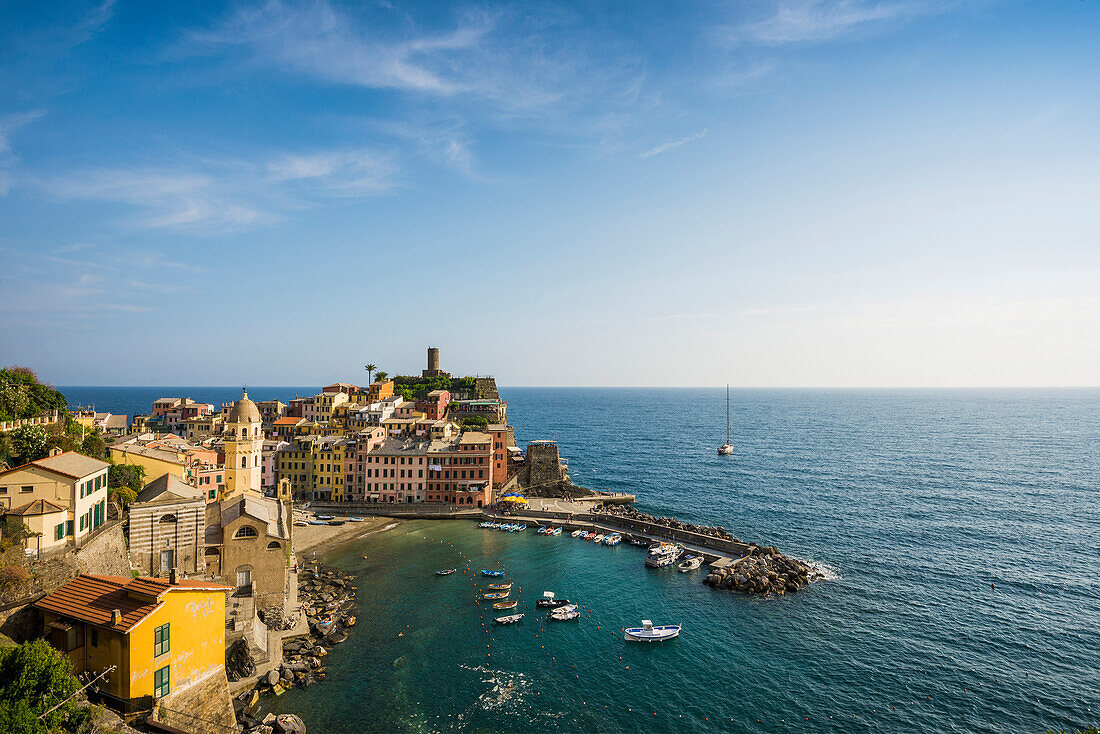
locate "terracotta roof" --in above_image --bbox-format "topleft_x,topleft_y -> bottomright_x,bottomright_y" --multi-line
6,499 -> 66,516
0,451 -> 109,480
274,417 -> 302,426
34,574 -> 230,632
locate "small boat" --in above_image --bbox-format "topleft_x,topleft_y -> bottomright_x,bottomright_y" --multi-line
571,529 -> 584,538
347,517 -> 364,522
482,570 -> 504,577
536,592 -> 571,608
549,604 -> 579,621
436,569 -> 457,576
293,520 -> 308,527
625,620 -> 681,642
537,526 -> 549,535
487,583 -> 512,590
514,524 -> 527,532
550,527 -> 562,536
603,533 -> 622,546
678,555 -> 704,572
494,613 -> 524,625
718,384 -> 734,455
481,591 -> 510,600
327,520 -> 345,526
628,538 -> 648,547
493,600 -> 518,610
308,520 -> 326,526
316,515 -> 335,521
479,522 -> 494,528
592,534 -> 605,543
583,532 -> 597,540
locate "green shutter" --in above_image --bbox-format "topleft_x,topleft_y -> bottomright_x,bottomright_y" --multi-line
154,665 -> 170,697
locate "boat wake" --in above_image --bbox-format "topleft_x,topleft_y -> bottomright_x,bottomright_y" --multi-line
455,664 -> 530,717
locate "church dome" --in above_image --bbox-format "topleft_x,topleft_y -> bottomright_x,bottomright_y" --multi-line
228,389 -> 261,424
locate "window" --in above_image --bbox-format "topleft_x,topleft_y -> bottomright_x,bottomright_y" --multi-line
65,520 -> 73,536
21,485 -> 32,493
154,623 -> 169,656
79,515 -> 86,531
90,627 -> 98,648
154,665 -> 170,698
95,475 -> 101,490
267,541 -> 281,549
159,514 -> 177,524
234,526 -> 258,539
209,489 -> 215,499
55,523 -> 64,541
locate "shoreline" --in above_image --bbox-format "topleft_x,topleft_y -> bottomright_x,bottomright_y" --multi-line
293,514 -> 405,554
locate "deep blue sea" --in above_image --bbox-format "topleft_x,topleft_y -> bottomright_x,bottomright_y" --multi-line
62,387 -> 1100,733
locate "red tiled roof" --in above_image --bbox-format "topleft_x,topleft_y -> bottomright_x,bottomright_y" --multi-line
34,574 -> 230,632
274,417 -> 301,426
5,498 -> 66,516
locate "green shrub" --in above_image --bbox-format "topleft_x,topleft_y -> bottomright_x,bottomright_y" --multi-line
0,639 -> 91,733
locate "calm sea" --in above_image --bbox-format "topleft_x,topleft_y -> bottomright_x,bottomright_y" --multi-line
63,387 -> 1100,733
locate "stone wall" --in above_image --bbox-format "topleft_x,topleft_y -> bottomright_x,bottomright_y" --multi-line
0,523 -> 130,641
149,668 -> 236,734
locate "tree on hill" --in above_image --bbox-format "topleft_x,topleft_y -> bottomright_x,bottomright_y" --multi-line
0,639 -> 92,733
375,371 -> 388,382
364,364 -> 376,384
9,425 -> 47,463
108,464 -> 144,505
0,367 -> 67,421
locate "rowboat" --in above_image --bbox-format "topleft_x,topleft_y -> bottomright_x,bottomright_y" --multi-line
549,527 -> 562,536
494,613 -> 524,624
493,600 -> 518,610
436,569 -> 457,576
481,591 -> 510,600
624,620 -> 681,642
487,583 -> 512,590
571,529 -> 584,538
481,570 -> 504,577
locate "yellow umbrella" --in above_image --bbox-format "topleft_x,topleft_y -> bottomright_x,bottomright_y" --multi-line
500,496 -> 527,503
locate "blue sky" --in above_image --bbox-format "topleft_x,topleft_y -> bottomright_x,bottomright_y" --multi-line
1,0 -> 1098,386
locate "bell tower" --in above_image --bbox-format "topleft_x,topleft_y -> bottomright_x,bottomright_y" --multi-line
224,388 -> 263,497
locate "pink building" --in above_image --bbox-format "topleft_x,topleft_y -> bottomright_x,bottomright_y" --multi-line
343,427 -> 387,501
415,390 -> 450,421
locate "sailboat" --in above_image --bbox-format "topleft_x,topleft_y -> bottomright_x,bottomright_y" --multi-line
718,384 -> 733,455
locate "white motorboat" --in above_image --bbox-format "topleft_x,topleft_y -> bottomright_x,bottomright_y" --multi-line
678,554 -> 704,572
718,384 -> 734,455
644,543 -> 682,568
592,534 -> 605,543
603,533 -> 622,546
536,591 -> 571,608
549,604 -> 580,621
494,613 -> 525,625
572,529 -> 584,538
625,620 -> 681,642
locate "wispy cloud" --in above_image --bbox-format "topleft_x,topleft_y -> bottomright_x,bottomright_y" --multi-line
38,145 -> 399,233
0,110 -> 46,195
639,129 -> 708,159
730,0 -> 952,46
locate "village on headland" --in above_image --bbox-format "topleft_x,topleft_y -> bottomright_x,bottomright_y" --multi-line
0,351 -> 821,734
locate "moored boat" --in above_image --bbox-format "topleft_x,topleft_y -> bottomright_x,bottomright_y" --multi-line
487,583 -> 512,590
481,570 -> 504,577
479,521 -> 494,528
550,527 -> 562,536
481,591 -> 510,600
678,554 -> 704,572
493,600 -> 518,610
645,543 -> 682,568
624,620 -> 681,642
536,591 -> 572,608
592,534 -> 605,543
549,604 -> 580,621
494,613 -> 524,624
572,529 -> 584,538
603,533 -> 622,546
436,568 -> 457,576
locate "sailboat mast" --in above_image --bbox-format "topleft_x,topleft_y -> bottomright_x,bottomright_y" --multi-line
726,384 -> 731,443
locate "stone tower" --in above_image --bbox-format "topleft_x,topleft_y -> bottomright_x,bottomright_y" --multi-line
423,346 -> 448,378
223,388 -> 263,497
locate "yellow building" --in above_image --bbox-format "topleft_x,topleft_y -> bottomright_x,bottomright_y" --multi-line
313,390 -> 349,423
3,499 -> 68,554
368,380 -> 394,402
0,450 -> 110,544
36,573 -> 233,726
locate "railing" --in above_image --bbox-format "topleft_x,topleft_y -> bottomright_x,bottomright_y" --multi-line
87,689 -> 153,715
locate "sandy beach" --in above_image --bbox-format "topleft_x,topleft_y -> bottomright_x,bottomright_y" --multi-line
293,515 -> 403,554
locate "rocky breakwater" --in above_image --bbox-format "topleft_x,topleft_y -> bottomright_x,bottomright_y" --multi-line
232,563 -> 358,734
592,503 -> 745,543
704,546 -> 823,597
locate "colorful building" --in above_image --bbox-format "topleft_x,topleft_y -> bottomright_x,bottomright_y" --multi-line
0,450 -> 110,544
36,573 -> 233,728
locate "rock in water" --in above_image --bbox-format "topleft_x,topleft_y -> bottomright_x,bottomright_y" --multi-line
274,713 -> 306,733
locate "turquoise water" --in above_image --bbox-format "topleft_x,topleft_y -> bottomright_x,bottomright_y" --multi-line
66,387 -> 1100,732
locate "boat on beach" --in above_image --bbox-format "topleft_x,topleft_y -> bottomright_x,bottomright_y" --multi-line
678,554 -> 704,572
436,569 -> 457,576
316,515 -> 334,521
347,517 -> 364,522
494,613 -> 524,624
481,570 -> 504,577
493,600 -> 518,610
625,620 -> 681,642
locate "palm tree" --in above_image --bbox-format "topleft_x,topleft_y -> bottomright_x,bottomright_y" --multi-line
364,364 -> 376,384
375,371 -> 388,382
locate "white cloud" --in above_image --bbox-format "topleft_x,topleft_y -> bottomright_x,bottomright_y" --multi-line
639,129 -> 708,159
267,149 -> 398,196
731,0 -> 953,46
0,110 -> 46,195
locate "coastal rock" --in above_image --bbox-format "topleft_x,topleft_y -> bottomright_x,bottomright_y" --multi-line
273,714 -> 306,733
